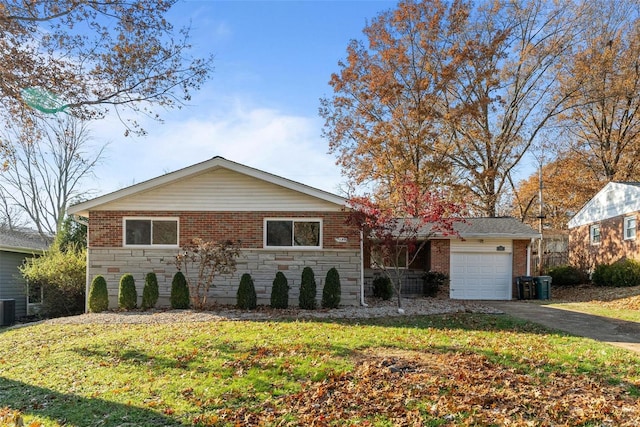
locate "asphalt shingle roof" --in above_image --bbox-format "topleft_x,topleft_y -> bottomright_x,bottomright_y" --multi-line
0,227 -> 51,253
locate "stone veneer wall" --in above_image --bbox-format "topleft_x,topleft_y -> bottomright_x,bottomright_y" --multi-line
89,247 -> 361,308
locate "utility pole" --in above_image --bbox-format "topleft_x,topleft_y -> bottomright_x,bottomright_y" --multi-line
537,163 -> 545,275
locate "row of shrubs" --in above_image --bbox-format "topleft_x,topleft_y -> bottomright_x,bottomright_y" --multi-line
88,266 -> 342,312
545,259 -> 640,288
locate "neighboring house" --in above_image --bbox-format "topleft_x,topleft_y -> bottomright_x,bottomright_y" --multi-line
365,217 -> 540,300
67,157 -> 362,309
568,182 -> 640,270
0,227 -> 50,318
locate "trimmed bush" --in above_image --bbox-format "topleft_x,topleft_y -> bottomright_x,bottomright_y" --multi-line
88,275 -> 109,313
141,272 -> 159,309
322,267 -> 341,309
372,275 -> 393,300
592,259 -> 640,287
171,271 -> 190,309
270,272 -> 289,309
118,273 -> 137,310
299,267 -> 317,310
237,273 -> 257,309
546,265 -> 587,287
422,271 -> 449,297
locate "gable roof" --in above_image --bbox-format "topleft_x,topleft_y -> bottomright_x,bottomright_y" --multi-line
68,156 -> 347,217
452,217 -> 540,239
568,182 -> 640,229
0,227 -> 51,254
395,217 -> 539,239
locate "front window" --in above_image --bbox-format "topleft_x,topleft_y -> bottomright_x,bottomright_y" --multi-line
590,224 -> 601,245
124,218 -> 178,246
265,219 -> 321,248
371,246 -> 408,269
624,216 -> 636,240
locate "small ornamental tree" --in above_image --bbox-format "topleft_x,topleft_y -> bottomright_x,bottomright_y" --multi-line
237,273 -> 257,310
141,272 -> 159,309
270,272 -> 290,309
299,267 -> 317,310
348,181 -> 464,310
322,267 -> 341,309
175,238 -> 241,309
88,275 -> 109,313
171,271 -> 190,309
118,273 -> 137,310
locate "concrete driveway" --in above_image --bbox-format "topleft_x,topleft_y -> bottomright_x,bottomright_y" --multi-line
483,301 -> 640,355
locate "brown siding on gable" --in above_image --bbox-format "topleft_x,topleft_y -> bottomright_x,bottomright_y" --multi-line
88,210 -> 358,250
569,213 -> 640,269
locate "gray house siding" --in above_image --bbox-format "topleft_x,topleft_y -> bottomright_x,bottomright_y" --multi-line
0,250 -> 28,319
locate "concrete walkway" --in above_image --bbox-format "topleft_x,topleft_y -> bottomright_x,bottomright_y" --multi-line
483,301 -> 640,355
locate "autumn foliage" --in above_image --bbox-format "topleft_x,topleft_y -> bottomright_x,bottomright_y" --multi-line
348,181 -> 464,308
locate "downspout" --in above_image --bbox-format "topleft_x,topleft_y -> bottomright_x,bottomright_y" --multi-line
360,229 -> 368,307
527,238 -> 533,276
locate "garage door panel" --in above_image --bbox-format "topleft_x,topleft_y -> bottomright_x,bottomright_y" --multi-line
450,252 -> 512,300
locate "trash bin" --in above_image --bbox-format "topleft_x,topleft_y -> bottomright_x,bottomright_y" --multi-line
516,276 -> 535,300
0,299 -> 16,326
534,276 -> 552,300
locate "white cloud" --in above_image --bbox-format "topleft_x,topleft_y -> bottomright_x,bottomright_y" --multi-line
88,100 -> 345,197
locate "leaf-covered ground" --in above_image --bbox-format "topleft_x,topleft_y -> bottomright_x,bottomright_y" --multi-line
551,284 -> 640,309
1,299 -> 640,426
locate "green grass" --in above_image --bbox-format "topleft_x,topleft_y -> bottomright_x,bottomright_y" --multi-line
0,314 -> 638,426
549,302 -> 640,322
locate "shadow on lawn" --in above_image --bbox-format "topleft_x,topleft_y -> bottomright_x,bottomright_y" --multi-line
0,377 -> 183,426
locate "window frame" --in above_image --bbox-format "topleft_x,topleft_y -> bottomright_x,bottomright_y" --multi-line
624,215 -> 637,240
589,223 -> 601,245
123,217 -> 180,247
263,218 -> 323,250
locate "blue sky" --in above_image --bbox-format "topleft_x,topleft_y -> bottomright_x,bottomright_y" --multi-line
90,0 -> 398,197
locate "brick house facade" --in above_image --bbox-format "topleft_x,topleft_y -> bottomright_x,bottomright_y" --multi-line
69,157 -> 363,309
568,182 -> 640,271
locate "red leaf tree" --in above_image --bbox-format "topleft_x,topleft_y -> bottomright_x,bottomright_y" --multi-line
348,182 -> 465,310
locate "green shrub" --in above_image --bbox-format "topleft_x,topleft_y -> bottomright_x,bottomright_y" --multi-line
299,267 -> 317,310
372,275 -> 393,300
422,271 -> 449,297
270,272 -> 289,309
322,267 -> 341,309
592,260 -> 640,287
546,265 -> 587,287
141,272 -> 159,309
19,241 -> 86,318
118,273 -> 137,310
237,273 -> 257,310
171,271 -> 190,309
88,275 -> 109,313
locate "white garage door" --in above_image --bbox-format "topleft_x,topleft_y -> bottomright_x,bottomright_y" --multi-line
449,240 -> 513,300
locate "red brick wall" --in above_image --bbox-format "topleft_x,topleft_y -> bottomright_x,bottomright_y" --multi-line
512,240 -> 530,278
88,210 -> 359,250
429,239 -> 450,273
569,213 -> 640,270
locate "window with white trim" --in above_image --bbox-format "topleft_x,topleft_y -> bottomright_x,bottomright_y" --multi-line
590,224 -> 601,245
264,219 -> 322,248
124,218 -> 179,246
624,216 -> 636,240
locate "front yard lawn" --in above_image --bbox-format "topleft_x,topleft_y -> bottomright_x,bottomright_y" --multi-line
550,284 -> 640,322
1,314 -> 639,426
